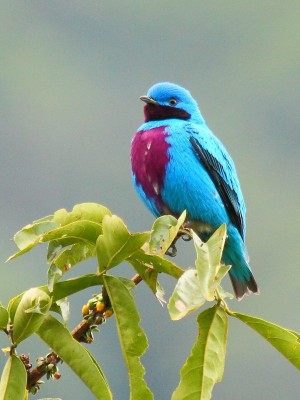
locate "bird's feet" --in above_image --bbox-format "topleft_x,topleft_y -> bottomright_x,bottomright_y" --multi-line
166,228 -> 192,257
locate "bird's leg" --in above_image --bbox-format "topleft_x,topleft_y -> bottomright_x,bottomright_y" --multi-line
166,243 -> 177,257
166,228 -> 192,257
181,231 -> 192,242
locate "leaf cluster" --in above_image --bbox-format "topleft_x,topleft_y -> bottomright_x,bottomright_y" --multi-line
0,203 -> 300,400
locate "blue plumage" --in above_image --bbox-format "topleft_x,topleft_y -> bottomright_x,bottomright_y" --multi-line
131,82 -> 258,299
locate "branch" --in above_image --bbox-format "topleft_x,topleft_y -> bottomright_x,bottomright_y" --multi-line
25,272 -> 143,393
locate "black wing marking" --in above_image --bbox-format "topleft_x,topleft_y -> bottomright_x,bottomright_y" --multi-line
190,137 -> 245,238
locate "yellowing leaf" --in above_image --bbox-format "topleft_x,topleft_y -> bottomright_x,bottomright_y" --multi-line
149,211 -> 186,255
193,225 -> 229,301
168,269 -> 206,320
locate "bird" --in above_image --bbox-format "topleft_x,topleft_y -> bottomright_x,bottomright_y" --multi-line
130,82 -> 258,300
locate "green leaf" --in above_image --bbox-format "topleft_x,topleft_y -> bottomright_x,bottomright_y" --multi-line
215,284 -> 234,301
6,220 -> 58,261
51,274 -> 103,302
118,277 -> 136,291
56,298 -> 70,322
288,329 -> 300,340
0,306 -> 9,330
127,257 -> 166,304
168,269 -> 206,320
0,355 -> 27,400
128,256 -> 158,294
12,288 -> 52,344
47,242 -> 95,291
128,249 -> 184,279
47,239 -> 68,262
7,287 -> 51,323
13,221 -> 57,250
193,225 -> 229,301
42,220 -> 102,245
172,305 -> 228,400
97,215 -> 150,271
233,312 -> 300,369
53,203 -> 111,225
7,203 -> 111,262
8,294 -> 23,323
37,314 -> 112,399
155,280 -> 166,306
47,237 -> 95,263
149,211 -> 186,255
127,249 -> 184,304
103,275 -> 153,400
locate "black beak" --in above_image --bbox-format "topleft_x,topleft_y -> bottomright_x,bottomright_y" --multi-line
139,95 -> 157,105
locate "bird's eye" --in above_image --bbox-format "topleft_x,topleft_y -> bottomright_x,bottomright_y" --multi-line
168,98 -> 178,106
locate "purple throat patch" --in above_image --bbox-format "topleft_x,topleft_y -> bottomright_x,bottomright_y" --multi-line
143,104 -> 190,122
131,126 -> 170,210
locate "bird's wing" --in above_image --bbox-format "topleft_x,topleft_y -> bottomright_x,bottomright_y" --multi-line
189,127 -> 246,239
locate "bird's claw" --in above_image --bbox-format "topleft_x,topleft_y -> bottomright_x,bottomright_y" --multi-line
166,244 -> 177,257
181,233 -> 192,242
166,228 -> 192,256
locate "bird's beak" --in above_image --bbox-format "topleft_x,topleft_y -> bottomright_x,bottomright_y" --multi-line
139,95 -> 157,105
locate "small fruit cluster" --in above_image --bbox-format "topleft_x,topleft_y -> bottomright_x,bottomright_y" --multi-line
82,294 -> 113,321
81,294 -> 113,343
29,354 -> 61,394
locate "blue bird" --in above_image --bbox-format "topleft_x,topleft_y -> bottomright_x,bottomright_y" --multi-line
131,82 -> 258,299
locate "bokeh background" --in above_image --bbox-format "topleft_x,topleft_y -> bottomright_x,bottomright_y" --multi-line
1,1 -> 300,399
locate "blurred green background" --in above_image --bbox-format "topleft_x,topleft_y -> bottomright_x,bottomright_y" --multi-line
1,1 -> 300,399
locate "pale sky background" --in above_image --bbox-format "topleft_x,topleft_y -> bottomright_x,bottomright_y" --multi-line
1,2 -> 300,399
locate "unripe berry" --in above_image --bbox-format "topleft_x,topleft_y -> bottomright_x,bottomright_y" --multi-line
88,299 -> 96,309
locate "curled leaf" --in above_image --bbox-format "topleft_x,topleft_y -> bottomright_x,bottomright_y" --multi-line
12,288 -> 51,344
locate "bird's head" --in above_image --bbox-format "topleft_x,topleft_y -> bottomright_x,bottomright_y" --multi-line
140,82 -> 204,124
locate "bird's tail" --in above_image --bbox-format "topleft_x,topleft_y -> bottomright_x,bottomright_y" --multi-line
229,269 -> 258,300
223,226 -> 259,300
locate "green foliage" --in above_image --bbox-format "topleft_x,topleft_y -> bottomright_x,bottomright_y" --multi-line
12,288 -> 52,344
149,212 -> 186,255
37,315 -> 112,399
193,225 -> 232,301
1,202 -> 300,399
103,275 -> 153,400
172,305 -> 228,400
0,355 -> 27,400
168,225 -> 232,321
233,312 -> 300,369
97,214 -> 150,271
168,269 -> 206,320
0,306 -> 9,331
51,274 -> 103,302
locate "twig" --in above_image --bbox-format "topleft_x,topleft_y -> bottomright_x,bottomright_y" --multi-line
25,273 -> 143,392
